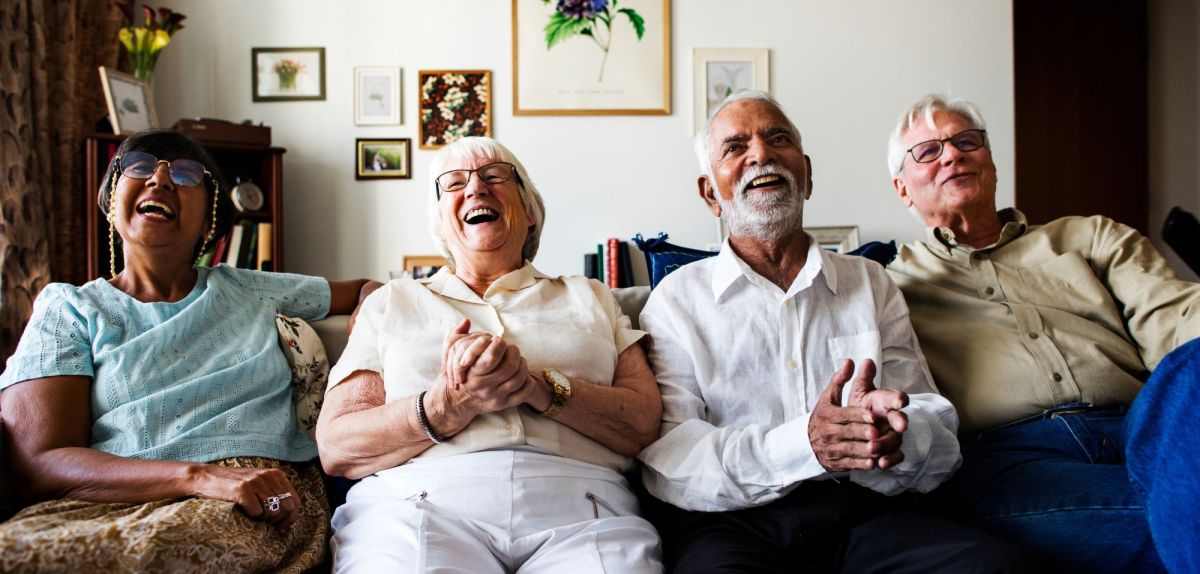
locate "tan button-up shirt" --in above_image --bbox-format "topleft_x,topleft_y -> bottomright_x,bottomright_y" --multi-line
327,263 -> 645,473
888,209 -> 1200,437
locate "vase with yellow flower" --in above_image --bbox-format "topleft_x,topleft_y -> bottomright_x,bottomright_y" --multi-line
114,2 -> 186,84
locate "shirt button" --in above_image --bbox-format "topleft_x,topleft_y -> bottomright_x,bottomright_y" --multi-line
786,359 -> 797,369
985,287 -> 995,296
1052,372 -> 1063,382
1029,332 -> 1040,340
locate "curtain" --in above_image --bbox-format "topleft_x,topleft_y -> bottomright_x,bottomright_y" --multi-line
0,0 -> 120,362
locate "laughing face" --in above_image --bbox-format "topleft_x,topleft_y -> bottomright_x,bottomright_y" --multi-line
700,99 -> 812,242
111,158 -> 211,262
892,110 -> 998,225
438,156 -> 531,270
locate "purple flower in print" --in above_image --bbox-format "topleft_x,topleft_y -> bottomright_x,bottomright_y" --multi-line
556,0 -> 608,20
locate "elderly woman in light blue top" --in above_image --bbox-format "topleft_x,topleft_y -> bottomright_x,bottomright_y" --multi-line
0,130 -> 378,572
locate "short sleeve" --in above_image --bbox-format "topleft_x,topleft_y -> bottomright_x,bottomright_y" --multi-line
326,284 -> 388,390
0,284 -> 94,389
586,279 -> 646,355
215,265 -> 331,322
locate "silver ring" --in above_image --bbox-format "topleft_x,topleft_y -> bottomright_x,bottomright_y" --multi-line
265,492 -> 293,512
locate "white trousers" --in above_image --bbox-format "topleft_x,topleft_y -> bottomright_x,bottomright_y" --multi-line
330,449 -> 663,573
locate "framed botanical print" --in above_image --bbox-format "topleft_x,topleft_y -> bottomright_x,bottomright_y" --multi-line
354,66 -> 401,125
693,48 -> 770,132
99,67 -> 157,134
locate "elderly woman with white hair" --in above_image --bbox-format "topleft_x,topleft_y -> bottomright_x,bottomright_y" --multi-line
316,136 -> 664,572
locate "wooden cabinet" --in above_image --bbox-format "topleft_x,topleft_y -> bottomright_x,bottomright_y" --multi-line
83,134 -> 287,281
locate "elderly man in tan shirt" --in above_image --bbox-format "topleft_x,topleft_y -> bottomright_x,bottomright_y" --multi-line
885,93 -> 1200,574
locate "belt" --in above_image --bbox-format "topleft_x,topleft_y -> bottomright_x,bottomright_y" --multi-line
989,402 -> 1125,433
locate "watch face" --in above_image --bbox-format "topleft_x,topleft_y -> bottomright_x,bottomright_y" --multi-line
232,181 -> 265,211
546,368 -> 571,389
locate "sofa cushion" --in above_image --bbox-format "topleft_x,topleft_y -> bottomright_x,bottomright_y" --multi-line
613,286 -> 651,330
276,315 -> 331,439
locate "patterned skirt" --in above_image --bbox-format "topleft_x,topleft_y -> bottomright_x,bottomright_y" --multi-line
0,457 -> 329,573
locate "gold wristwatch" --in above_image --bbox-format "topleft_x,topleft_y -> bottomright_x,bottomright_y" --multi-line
539,368 -> 572,418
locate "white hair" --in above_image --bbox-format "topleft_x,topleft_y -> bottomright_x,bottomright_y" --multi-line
693,89 -> 803,184
886,94 -> 987,177
426,137 -> 546,271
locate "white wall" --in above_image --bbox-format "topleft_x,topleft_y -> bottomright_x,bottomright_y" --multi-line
151,0 -> 1015,281
1149,0 -> 1200,282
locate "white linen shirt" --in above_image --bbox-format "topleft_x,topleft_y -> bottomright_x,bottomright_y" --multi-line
638,238 -> 962,511
327,263 -> 645,474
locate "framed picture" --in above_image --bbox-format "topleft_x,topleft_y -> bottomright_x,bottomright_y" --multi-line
99,67 -> 157,134
512,0 -> 670,115
693,48 -> 770,132
809,226 -> 861,254
356,138 -> 412,180
355,66 -> 401,125
252,47 -> 326,102
418,70 -> 492,149
402,255 -> 447,280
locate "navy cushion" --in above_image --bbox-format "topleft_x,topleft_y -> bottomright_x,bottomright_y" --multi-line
632,233 -> 896,289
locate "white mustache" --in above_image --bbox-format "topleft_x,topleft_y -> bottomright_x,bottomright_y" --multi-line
735,165 -> 799,199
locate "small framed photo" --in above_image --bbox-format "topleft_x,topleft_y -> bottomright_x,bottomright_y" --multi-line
252,47 -> 326,102
403,255 -> 447,280
418,70 -> 492,149
809,226 -> 861,254
99,67 -> 157,134
356,138 -> 412,180
355,66 -> 401,125
692,48 -> 770,133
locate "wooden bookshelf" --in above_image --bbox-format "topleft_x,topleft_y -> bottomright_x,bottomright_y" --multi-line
83,134 -> 287,281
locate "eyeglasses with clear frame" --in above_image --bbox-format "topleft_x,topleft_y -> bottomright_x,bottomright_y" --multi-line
116,151 -> 210,187
435,162 -> 519,200
901,129 -> 988,170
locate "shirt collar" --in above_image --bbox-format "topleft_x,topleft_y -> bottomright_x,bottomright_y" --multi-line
421,260 -> 546,303
710,234 -> 834,302
925,208 -> 1029,255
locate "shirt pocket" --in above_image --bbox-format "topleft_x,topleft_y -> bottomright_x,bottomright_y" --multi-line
1015,252 -> 1121,321
827,330 -> 882,401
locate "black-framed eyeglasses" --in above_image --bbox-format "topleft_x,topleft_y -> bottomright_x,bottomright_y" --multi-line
902,129 -> 988,169
116,151 -> 210,187
435,162 -> 519,199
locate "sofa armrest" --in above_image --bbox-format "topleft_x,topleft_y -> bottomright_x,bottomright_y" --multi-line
311,315 -> 350,365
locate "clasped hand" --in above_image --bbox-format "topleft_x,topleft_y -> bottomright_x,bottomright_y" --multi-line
439,319 -> 537,414
807,358 -> 909,472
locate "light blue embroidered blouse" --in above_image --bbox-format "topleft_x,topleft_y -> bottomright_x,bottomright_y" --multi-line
0,265 -> 330,463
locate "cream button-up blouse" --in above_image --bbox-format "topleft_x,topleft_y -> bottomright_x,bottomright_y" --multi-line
327,262 -> 646,473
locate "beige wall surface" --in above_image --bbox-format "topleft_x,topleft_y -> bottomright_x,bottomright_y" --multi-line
150,0 -> 1015,280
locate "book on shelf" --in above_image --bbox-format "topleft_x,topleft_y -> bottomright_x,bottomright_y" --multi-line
606,238 -> 620,288
240,222 -> 258,268
224,223 -> 244,266
618,240 -> 633,288
209,235 -> 228,267
256,222 -> 273,271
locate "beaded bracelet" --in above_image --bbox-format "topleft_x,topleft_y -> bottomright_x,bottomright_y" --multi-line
416,391 -> 445,444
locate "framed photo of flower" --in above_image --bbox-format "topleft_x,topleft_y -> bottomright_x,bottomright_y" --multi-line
693,48 -> 770,133
418,70 -> 492,150
512,0 -> 670,115
356,138 -> 412,180
99,66 -> 158,135
354,66 -> 401,125
252,47 -> 326,102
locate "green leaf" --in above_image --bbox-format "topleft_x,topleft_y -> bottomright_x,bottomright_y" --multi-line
619,8 -> 644,39
544,11 -> 594,50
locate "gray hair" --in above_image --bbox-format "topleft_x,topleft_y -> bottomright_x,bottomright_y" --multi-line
693,90 -> 803,182
886,94 -> 987,177
426,137 -> 546,271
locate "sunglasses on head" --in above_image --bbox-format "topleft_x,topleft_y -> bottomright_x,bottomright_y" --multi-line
116,151 -> 210,187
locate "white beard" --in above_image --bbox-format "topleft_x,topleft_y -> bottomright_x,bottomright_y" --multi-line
715,165 -> 806,242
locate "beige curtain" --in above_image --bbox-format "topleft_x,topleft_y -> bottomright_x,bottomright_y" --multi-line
0,0 -> 120,362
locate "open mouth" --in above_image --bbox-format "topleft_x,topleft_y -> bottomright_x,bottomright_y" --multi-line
135,200 -> 176,220
463,207 -> 500,225
744,174 -> 786,191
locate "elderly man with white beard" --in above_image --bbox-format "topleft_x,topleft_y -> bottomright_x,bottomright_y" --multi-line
636,91 -> 1034,574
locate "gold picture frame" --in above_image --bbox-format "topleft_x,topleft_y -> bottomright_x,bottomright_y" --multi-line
403,255 -> 447,280
356,138 -> 411,180
99,67 -> 158,135
512,0 -> 671,115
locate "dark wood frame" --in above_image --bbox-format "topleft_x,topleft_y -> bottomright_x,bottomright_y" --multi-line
84,134 -> 287,280
251,47 -> 327,102
355,138 -> 412,180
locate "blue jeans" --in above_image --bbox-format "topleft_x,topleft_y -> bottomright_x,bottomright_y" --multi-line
933,342 -> 1200,573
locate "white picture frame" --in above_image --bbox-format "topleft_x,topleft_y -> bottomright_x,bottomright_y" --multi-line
809,226 -> 861,254
692,48 -> 770,133
99,66 -> 157,135
354,66 -> 401,125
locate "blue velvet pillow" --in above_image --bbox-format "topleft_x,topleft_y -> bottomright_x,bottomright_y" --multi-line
632,232 -> 897,289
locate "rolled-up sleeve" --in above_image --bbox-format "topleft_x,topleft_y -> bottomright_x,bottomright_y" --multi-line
327,285 -> 388,389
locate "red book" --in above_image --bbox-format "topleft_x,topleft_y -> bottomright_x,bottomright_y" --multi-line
607,238 -> 620,288
210,236 -> 229,267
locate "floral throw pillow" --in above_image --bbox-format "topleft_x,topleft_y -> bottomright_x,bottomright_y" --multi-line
276,314 -> 330,439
